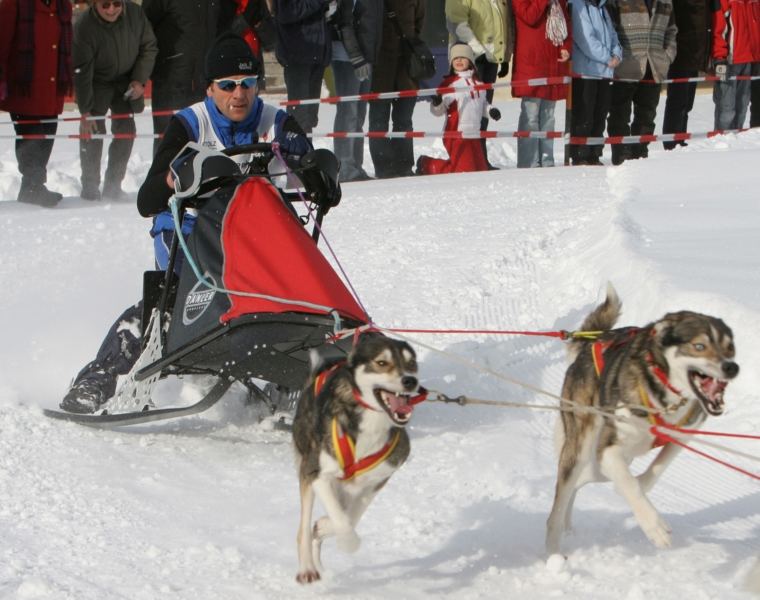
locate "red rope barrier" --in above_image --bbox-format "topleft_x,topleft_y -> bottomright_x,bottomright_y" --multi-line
386,327 -> 568,338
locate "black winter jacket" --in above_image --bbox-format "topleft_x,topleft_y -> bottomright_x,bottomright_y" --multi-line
273,0 -> 331,67
333,0 -> 384,65
72,2 -> 157,114
142,0 -> 223,100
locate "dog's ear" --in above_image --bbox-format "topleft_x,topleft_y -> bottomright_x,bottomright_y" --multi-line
653,319 -> 676,347
347,331 -> 384,366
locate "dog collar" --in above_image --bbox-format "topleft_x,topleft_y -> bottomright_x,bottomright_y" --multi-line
331,417 -> 401,481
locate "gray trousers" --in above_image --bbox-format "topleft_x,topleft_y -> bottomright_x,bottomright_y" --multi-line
79,91 -> 136,190
713,62 -> 760,130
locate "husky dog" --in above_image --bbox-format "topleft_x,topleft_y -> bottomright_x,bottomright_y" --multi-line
292,332 -> 424,583
546,284 -> 739,555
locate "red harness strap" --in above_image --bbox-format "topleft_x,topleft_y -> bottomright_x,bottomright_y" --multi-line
331,418 -> 400,481
590,340 -> 675,449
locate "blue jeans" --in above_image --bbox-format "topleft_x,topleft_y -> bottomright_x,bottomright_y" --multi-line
517,97 -> 557,168
713,62 -> 758,130
332,60 -> 371,181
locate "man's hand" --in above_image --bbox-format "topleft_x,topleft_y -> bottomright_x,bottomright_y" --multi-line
79,113 -> 98,136
430,94 -> 443,106
497,62 -> 509,78
354,61 -> 371,82
714,61 -> 728,82
559,49 -> 570,63
275,130 -> 311,157
608,55 -> 621,68
125,80 -> 145,100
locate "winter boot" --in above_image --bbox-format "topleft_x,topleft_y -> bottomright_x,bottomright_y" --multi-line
80,183 -> 101,201
17,183 -> 62,207
102,181 -> 127,201
60,377 -> 113,413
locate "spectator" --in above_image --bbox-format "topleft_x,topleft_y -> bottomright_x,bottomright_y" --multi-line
711,0 -> 760,130
568,0 -> 621,166
445,0 -> 515,169
661,0 -> 711,149
0,0 -> 73,207
273,0 -> 332,134
73,0 -> 157,200
511,0 -> 570,168
330,0 -> 383,182
226,0 -> 277,87
416,43 -> 501,175
606,0 -> 677,165
368,0 -> 425,179
752,78 -> 760,128
142,0 -> 229,157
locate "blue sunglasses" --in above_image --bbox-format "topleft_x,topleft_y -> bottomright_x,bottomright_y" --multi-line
213,76 -> 258,92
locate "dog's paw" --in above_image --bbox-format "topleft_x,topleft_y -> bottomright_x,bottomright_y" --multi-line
642,515 -> 672,548
336,530 -> 361,553
296,569 -> 321,584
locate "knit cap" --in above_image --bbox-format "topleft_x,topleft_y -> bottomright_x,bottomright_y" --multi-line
204,33 -> 260,81
449,43 -> 475,66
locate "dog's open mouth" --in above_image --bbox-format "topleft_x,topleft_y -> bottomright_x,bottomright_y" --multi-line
688,370 -> 728,415
374,389 -> 414,425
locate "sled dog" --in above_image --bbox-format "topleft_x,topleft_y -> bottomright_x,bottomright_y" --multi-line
546,284 -> 739,555
292,332 -> 424,583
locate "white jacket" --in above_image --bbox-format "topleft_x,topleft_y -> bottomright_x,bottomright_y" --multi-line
431,70 -> 490,133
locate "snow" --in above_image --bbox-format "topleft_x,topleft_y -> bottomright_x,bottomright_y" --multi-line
1,92 -> 759,599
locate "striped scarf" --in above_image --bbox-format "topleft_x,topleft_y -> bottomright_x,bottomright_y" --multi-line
16,0 -> 73,96
545,0 -> 568,47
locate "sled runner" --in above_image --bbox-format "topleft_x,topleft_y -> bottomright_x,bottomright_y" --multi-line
45,143 -> 369,427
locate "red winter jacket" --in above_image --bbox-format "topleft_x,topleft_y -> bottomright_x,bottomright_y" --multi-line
0,0 -> 70,115
712,0 -> 760,64
511,0 -> 571,100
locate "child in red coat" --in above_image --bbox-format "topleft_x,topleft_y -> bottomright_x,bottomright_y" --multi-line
416,43 -> 501,175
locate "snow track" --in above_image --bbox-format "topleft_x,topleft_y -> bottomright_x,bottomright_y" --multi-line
1,97 -> 759,598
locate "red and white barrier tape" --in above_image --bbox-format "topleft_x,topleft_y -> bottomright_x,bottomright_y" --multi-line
1,127 -> 756,144
4,73 -> 760,126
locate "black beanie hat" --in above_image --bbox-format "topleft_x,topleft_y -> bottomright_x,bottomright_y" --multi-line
204,33 -> 260,81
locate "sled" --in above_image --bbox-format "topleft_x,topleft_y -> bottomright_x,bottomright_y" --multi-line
45,143 -> 369,427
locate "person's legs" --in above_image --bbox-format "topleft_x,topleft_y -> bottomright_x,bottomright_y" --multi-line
79,112 -> 106,198
751,62 -> 760,128
60,302 -> 144,413
608,81 -> 636,165
11,113 -> 61,206
103,96 -> 136,198
368,99 -> 393,178
517,97 -> 540,168
711,63 -> 751,129
662,68 -> 697,149
284,63 -> 325,133
570,78 -> 598,164
475,56 -> 498,166
389,96 -> 416,176
538,98 -> 557,167
630,77 -> 661,159
331,60 -> 367,181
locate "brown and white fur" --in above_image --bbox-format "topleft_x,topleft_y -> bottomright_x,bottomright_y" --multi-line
546,284 -> 739,555
292,332 -> 421,583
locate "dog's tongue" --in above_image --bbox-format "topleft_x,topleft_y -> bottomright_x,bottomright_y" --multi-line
701,376 -> 727,400
383,391 -> 413,415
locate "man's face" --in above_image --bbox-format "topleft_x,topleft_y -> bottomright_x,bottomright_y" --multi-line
94,0 -> 123,23
207,75 -> 259,122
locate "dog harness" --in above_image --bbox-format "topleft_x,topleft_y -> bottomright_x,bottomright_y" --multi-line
331,418 -> 401,481
312,362 -> 421,481
591,341 -> 696,449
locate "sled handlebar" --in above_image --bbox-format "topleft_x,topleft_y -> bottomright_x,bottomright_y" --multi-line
222,143 -> 275,158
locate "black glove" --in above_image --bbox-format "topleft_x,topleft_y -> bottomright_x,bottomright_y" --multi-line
714,60 -> 728,82
488,107 -> 501,121
275,130 -> 312,157
431,94 -> 443,107
497,62 -> 509,78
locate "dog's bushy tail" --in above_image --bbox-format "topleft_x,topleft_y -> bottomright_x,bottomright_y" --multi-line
567,283 -> 622,359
